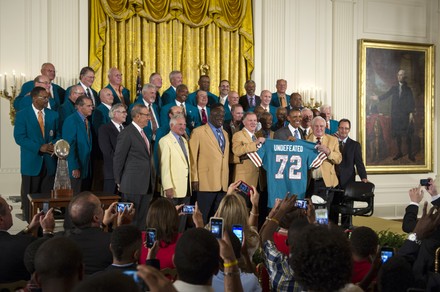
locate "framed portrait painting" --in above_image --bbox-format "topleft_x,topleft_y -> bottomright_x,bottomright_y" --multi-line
358,39 -> 434,174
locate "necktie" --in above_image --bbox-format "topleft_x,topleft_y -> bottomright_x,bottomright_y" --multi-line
140,130 -> 150,154
249,97 -> 254,108
316,137 -> 321,145
399,84 -> 402,97
179,136 -> 188,162
252,135 -> 257,142
216,128 -> 225,153
280,95 -> 287,108
119,125 -> 123,132
201,108 -> 208,124
86,88 -> 94,105
339,140 -> 345,153
38,110 -> 44,138
84,118 -> 90,139
294,129 -> 300,139
181,104 -> 186,116
148,105 -> 158,134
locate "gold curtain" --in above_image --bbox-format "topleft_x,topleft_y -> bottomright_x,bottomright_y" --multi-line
89,0 -> 254,100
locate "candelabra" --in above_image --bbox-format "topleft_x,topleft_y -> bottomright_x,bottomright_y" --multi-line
303,97 -> 323,110
0,86 -> 17,125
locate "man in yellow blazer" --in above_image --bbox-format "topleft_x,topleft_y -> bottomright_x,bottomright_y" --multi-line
232,112 -> 266,187
306,116 -> 342,198
189,104 -> 230,223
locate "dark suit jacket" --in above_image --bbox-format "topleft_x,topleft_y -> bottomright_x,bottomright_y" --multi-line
338,137 -> 367,189
239,95 -> 260,112
62,227 -> 112,275
65,83 -> 101,107
274,126 -> 304,141
0,231 -> 35,282
98,122 -> 120,180
113,123 -> 154,194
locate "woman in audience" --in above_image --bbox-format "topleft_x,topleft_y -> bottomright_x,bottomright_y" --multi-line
139,198 -> 181,269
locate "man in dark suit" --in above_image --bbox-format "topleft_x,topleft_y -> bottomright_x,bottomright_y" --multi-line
62,95 -> 94,194
98,104 -> 127,194
105,67 -> 130,107
161,70 -> 183,106
333,118 -> 368,226
113,104 -> 155,230
274,109 -> 304,141
13,87 -> 60,221
0,196 -> 55,283
15,63 -> 65,108
239,80 -> 260,112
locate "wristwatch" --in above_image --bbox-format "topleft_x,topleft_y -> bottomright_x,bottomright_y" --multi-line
407,233 -> 422,245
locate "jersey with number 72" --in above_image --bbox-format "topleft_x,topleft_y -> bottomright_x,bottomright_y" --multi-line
248,139 -> 327,207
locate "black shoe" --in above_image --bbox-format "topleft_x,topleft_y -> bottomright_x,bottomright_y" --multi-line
393,153 -> 403,160
408,155 -> 416,162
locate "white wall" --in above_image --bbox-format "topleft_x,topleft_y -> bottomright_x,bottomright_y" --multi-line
1,0 -> 438,218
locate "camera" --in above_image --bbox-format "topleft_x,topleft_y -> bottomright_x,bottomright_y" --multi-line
210,217 -> 223,239
237,181 -> 251,196
145,228 -> 156,248
295,199 -> 308,210
420,179 -> 430,187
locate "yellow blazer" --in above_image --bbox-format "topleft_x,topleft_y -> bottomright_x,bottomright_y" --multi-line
307,133 -> 342,187
159,132 -> 191,198
232,129 -> 260,187
189,124 -> 230,192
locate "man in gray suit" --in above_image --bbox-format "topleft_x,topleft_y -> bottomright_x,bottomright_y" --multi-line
113,104 -> 155,229
274,109 -> 304,141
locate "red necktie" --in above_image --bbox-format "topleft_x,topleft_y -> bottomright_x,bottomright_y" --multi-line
201,108 -> 207,124
316,137 -> 321,145
140,130 -> 150,154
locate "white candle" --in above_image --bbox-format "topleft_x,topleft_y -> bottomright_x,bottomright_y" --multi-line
21,73 -> 25,88
0,74 -> 3,91
4,73 -> 7,90
12,70 -> 16,87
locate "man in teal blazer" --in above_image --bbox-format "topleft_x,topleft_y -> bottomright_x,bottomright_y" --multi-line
62,95 -> 94,194
13,86 -> 60,222
104,67 -> 131,106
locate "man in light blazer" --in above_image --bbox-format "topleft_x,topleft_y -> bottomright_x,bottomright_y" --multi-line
232,112 -> 265,188
13,87 -> 60,221
189,104 -> 229,223
306,116 -> 342,201
159,114 -> 191,231
113,104 -> 155,230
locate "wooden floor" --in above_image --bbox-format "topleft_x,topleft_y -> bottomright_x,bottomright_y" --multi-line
353,216 -> 405,235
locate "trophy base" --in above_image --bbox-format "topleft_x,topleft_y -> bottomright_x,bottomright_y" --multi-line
52,189 -> 73,198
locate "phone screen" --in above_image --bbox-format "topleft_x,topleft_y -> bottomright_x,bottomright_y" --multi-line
315,208 -> 328,225
210,217 -> 223,239
381,248 -> 394,263
232,224 -> 243,243
182,205 -> 195,214
123,270 -> 147,290
117,202 -> 131,212
295,199 -> 308,209
42,202 -> 49,214
146,228 -> 156,248
238,182 -> 251,196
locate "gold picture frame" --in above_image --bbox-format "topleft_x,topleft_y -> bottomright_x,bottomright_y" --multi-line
358,39 -> 434,174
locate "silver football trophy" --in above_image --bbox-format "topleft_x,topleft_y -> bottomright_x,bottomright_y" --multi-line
52,139 -> 73,198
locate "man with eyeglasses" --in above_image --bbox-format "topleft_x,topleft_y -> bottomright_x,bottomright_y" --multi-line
0,195 -> 55,283
114,104 -> 155,230
15,63 -> 66,108
105,67 -> 131,107
14,75 -> 59,111
98,103 -> 127,194
14,86 -> 60,222
58,84 -> 85,131
62,95 -> 94,194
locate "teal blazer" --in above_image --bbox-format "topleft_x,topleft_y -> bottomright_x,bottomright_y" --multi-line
105,84 -> 131,106
92,104 -> 111,135
14,106 -> 60,176
62,112 -> 92,178
15,81 -> 65,110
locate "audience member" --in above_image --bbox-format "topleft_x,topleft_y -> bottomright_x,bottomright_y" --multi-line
62,95 -> 94,194
140,197 -> 181,269
161,70 -> 183,106
34,237 -> 83,292
0,195 -> 55,283
189,104 -> 230,223
98,103 -> 127,194
239,80 -> 260,111
105,67 -> 130,107
271,79 -> 290,108
350,226 -> 378,284
113,104 -> 155,230
187,75 -> 219,106
72,270 -> 139,292
13,86 -> 60,221
106,225 -> 142,272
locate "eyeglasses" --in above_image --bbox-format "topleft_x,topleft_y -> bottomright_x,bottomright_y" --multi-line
37,81 -> 51,85
115,110 -> 127,114
37,95 -> 49,100
139,113 -> 151,117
